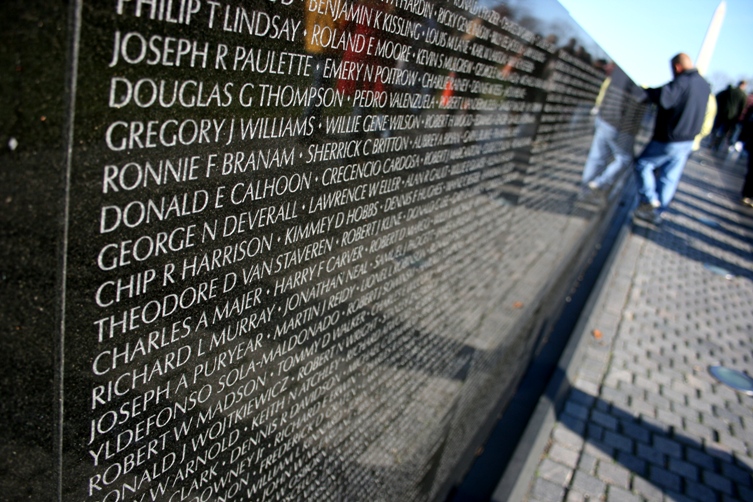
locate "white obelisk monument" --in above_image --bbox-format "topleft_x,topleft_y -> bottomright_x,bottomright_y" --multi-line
696,0 -> 726,75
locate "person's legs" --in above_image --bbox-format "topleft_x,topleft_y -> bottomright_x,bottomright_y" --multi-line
742,148 -> 753,203
710,120 -> 728,151
634,141 -> 667,205
593,131 -> 634,187
581,117 -> 612,184
655,140 -> 693,210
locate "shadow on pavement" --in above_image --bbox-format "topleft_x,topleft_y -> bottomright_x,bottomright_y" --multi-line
536,384 -> 753,501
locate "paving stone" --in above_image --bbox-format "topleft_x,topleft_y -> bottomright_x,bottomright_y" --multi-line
663,368 -> 688,383
716,432 -> 749,456
603,430 -> 633,454
586,423 -> 604,442
671,429 -> 705,450
656,408 -> 685,430
574,378 -> 600,396
671,403 -> 700,423
620,420 -> 650,444
671,380 -> 699,398
702,469 -> 734,495
668,458 -> 698,481
700,391 -> 729,409
588,409 -> 617,432
601,387 -> 630,407
649,465 -> 682,492
616,451 -> 647,476
611,406 -> 638,424
583,441 -> 614,461
712,405 -> 743,427
650,356 -> 675,372
564,402 -> 590,422
548,442 -> 580,469
605,486 -> 641,502
635,375 -> 661,394
632,474 -> 664,501
725,401 -> 751,420
663,491 -> 694,502
569,389 -> 596,408
531,477 -> 566,502
702,412 -> 733,433
605,369 -> 633,386
641,415 -> 670,435
738,485 -> 753,501
712,384 -> 741,403
594,399 -> 611,413
564,488 -> 585,502
560,411 -> 588,435
685,374 -> 712,394
646,390 -> 672,410
682,479 -> 718,502
539,458 -> 573,487
686,446 -> 716,471
734,454 -> 753,472
637,443 -> 666,466
653,435 -> 684,459
660,385 -> 687,403
597,461 -> 630,489
577,452 -> 598,476
705,441 -> 735,463
730,422 -> 753,443
681,419 -> 716,443
571,470 -> 606,499
720,461 -> 752,487
627,399 -> 656,419
553,424 -> 586,450
652,372 -> 674,387
638,359 -> 661,374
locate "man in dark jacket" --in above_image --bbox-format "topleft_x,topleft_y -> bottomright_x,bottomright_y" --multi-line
634,53 -> 711,223
710,80 -> 747,151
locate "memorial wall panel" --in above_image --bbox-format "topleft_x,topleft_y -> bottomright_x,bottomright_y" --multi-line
0,0 -> 648,500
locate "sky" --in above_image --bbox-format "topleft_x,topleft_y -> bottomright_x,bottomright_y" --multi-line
557,0 -> 753,92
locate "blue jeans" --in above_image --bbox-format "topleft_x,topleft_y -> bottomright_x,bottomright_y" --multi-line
582,117 -> 635,186
634,140 -> 694,211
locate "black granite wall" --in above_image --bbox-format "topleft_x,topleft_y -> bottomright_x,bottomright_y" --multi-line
0,0 -> 647,500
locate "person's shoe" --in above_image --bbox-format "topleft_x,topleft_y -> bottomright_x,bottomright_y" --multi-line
634,202 -> 661,224
577,180 -> 606,203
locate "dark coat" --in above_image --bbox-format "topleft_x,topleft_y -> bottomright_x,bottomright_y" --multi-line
645,69 -> 711,143
715,85 -> 747,123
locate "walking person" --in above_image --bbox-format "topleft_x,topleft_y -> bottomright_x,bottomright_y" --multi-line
738,106 -> 753,206
633,53 -> 711,223
710,80 -> 747,152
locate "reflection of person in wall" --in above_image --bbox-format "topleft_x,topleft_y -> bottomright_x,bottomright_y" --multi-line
633,53 -> 711,224
580,63 -> 645,198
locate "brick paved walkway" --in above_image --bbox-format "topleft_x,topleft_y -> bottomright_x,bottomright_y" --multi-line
521,149 -> 753,502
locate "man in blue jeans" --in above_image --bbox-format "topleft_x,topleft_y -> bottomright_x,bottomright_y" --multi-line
634,53 -> 711,223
